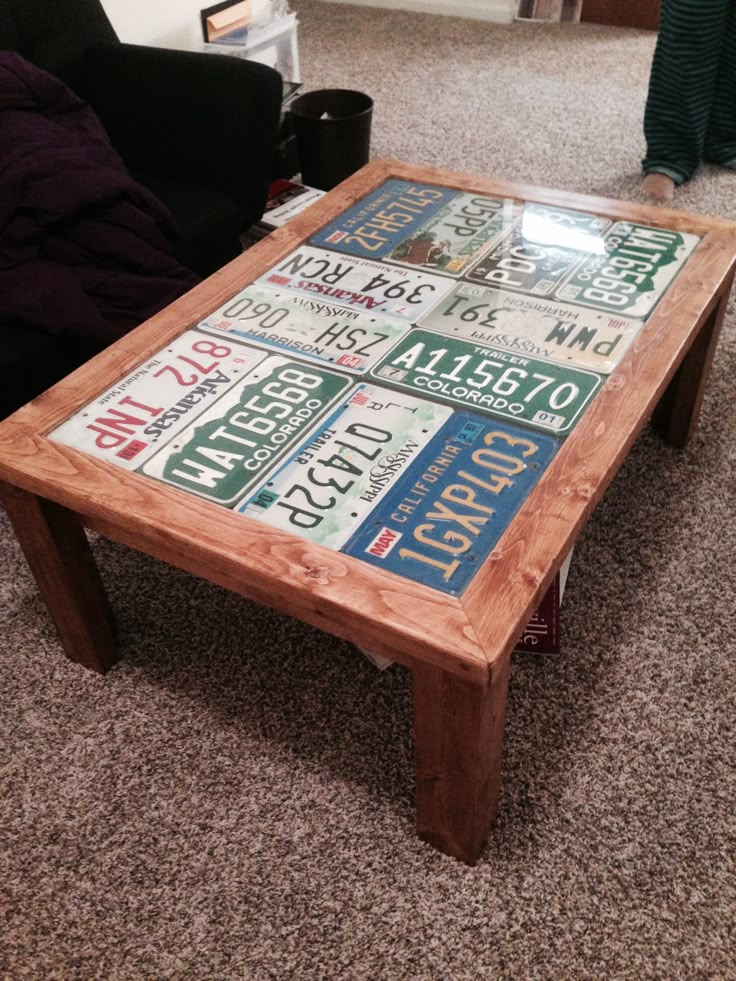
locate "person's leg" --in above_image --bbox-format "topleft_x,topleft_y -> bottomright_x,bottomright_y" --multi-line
704,0 -> 736,167
643,0 -> 733,194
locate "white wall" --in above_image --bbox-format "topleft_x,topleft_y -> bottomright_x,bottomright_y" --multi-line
100,0 -> 515,49
100,0 -> 275,49
100,0 -> 200,48
321,0 -> 516,22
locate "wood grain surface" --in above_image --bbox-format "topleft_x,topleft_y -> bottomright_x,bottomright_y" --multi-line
1,158 -> 734,686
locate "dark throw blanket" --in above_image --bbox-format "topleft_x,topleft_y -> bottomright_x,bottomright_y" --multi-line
0,51 -> 198,348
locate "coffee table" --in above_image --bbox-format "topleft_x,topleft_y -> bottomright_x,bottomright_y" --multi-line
2,159 -> 734,863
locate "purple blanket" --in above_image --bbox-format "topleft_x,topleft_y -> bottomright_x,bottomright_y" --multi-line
0,52 -> 198,347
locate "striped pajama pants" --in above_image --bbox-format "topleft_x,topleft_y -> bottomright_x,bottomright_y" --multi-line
643,0 -> 736,183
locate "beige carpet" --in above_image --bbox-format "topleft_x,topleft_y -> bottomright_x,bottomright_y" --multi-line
2,3 -> 735,977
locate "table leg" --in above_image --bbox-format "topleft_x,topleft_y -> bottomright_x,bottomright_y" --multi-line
1,483 -> 118,673
412,656 -> 510,864
653,285 -> 731,448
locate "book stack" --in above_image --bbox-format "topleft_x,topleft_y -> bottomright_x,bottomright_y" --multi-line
245,179 -> 326,244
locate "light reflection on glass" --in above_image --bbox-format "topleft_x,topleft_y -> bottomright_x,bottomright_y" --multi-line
520,211 -> 608,255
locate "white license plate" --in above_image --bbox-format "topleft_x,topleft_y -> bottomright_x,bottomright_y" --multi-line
48,330 -> 268,468
257,245 -> 455,322
238,385 -> 451,549
387,193 -> 520,277
419,282 -> 644,373
198,282 -> 410,373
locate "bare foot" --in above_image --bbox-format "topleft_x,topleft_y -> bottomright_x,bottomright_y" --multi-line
642,173 -> 676,201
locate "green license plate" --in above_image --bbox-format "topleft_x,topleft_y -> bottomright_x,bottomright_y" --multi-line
369,328 -> 602,434
556,221 -> 701,317
141,356 -> 352,504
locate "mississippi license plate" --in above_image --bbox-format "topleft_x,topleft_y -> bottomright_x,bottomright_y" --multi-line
419,282 -> 643,373
465,204 -> 611,296
386,193 -> 520,277
370,328 -> 601,434
198,282 -> 410,373
238,385 -> 451,549
48,330 -> 268,468
310,178 -> 457,259
141,356 -> 352,505
555,221 -> 701,317
342,413 -> 560,595
258,245 -> 455,321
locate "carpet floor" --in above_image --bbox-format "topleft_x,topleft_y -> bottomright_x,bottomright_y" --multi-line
2,2 -> 735,977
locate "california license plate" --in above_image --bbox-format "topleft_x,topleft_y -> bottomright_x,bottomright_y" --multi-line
342,413 -> 560,594
465,204 -> 611,296
310,178 -> 457,258
555,221 -> 701,317
237,385 -> 451,549
198,282 -> 411,374
258,245 -> 455,321
370,328 -> 601,434
386,193 -> 520,277
141,356 -> 352,505
48,330 -> 269,468
419,282 -> 643,373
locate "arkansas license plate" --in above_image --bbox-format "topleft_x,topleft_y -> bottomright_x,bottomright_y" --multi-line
342,413 -> 560,595
198,282 -> 410,374
141,356 -> 352,505
369,328 -> 601,434
418,282 -> 643,373
258,245 -> 454,322
310,178 -> 457,258
386,193 -> 520,277
555,221 -> 701,317
238,385 -> 451,549
48,330 -> 268,468
465,204 -> 611,297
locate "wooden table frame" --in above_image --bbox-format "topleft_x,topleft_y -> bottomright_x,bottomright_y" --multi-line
2,160 -> 735,863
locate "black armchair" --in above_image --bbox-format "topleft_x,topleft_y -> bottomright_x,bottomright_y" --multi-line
0,0 -> 283,419
2,0 -> 283,276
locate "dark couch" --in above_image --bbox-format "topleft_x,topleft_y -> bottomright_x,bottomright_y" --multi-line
1,0 -> 283,419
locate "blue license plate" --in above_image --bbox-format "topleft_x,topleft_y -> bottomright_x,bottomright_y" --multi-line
342,412 -> 560,594
310,179 -> 457,259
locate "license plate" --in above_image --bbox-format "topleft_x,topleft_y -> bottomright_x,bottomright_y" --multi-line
369,328 -> 601,434
556,221 -> 701,317
342,413 -> 560,595
141,357 -> 352,505
386,193 -> 520,277
465,204 -> 611,296
48,330 -> 269,468
310,178 -> 457,259
237,385 -> 451,549
258,245 -> 455,321
419,281 -> 643,373
198,282 -> 410,373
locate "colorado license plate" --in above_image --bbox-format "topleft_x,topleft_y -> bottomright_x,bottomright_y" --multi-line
418,282 -> 643,373
238,385 -> 451,549
369,328 -> 601,434
555,221 -> 701,317
141,356 -> 352,505
342,413 -> 560,594
258,245 -> 455,322
464,204 -> 611,297
48,330 -> 268,468
386,193 -> 520,277
198,282 -> 410,373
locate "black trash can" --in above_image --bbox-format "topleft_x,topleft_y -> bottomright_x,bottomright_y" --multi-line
288,88 -> 373,191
